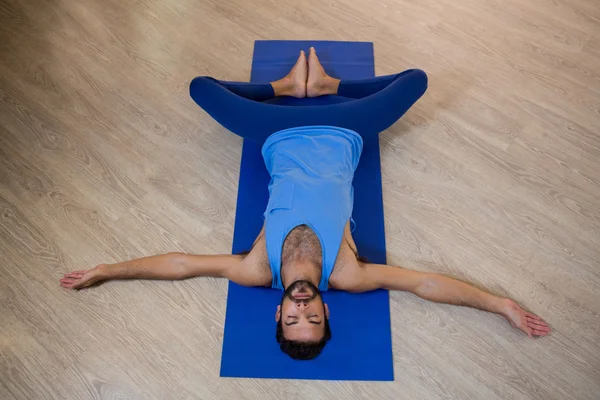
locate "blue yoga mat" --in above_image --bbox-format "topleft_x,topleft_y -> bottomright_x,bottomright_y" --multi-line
220,40 -> 393,381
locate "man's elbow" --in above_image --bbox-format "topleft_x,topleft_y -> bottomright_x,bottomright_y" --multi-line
413,273 -> 439,299
166,252 -> 190,279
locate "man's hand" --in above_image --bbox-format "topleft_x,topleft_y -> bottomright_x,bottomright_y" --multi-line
60,265 -> 106,290
500,298 -> 551,338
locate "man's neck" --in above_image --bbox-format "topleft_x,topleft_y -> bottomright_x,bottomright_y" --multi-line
281,259 -> 321,289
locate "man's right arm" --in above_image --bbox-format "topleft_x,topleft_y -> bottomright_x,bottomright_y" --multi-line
60,252 -> 265,290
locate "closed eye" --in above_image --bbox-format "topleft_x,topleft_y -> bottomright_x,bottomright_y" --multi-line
284,316 -> 322,325
285,320 -> 321,325
308,314 -> 321,324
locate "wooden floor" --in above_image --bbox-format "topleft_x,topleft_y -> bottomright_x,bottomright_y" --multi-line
1,0 -> 599,398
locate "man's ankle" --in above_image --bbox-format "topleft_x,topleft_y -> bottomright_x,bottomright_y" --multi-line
326,77 -> 341,95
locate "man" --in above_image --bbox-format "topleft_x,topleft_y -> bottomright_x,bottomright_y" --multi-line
61,48 -> 550,360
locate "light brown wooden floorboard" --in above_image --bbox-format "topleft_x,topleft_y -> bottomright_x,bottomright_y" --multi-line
1,0 -> 599,398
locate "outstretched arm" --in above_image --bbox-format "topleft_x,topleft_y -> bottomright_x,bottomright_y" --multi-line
355,263 -> 551,338
60,252 -> 261,290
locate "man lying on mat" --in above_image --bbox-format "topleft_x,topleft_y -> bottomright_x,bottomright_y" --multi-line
60,47 -> 550,360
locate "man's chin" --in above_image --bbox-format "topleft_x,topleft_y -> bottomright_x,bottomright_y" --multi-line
283,279 -> 322,302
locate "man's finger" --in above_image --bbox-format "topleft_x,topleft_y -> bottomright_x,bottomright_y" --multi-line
522,323 -> 532,338
528,321 -> 551,332
531,328 -> 549,336
64,273 -> 84,278
526,317 -> 549,328
525,312 -> 541,320
527,321 -> 549,330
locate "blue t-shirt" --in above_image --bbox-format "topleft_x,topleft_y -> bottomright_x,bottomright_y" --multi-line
261,126 -> 364,290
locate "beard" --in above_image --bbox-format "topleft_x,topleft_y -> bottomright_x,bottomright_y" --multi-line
282,280 -> 322,303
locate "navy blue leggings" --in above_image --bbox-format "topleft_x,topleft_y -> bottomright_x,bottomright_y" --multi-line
189,69 -> 427,142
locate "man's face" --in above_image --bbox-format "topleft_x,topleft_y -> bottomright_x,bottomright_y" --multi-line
276,280 -> 330,342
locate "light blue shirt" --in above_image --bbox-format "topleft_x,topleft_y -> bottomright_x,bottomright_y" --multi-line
261,126 -> 364,290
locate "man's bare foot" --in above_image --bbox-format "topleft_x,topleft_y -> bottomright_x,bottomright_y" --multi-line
307,47 -> 340,97
270,51 -> 307,98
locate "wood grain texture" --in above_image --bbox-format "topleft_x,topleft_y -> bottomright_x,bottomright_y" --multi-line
1,0 -> 599,398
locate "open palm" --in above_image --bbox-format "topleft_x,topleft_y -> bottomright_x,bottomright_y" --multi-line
60,267 -> 103,290
502,299 -> 551,337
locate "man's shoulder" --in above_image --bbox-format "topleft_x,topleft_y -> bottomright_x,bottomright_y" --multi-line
329,241 -> 366,291
230,227 -> 272,287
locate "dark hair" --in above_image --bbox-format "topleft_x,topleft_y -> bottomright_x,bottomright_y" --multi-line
275,313 -> 332,360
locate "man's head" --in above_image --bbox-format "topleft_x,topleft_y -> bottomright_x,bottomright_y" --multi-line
275,280 -> 331,360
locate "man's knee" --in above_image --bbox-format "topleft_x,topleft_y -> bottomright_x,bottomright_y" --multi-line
190,76 -> 218,100
406,69 -> 428,92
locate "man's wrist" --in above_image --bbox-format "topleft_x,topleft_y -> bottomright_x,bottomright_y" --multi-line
493,297 -> 510,316
94,263 -> 112,279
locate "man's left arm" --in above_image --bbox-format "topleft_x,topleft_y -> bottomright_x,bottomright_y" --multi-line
357,263 -> 551,337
